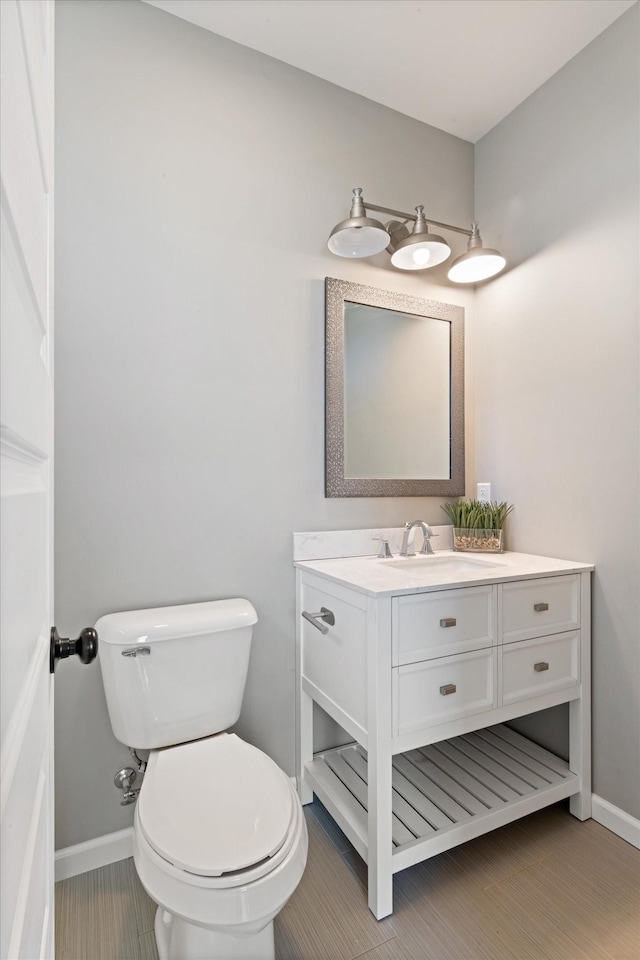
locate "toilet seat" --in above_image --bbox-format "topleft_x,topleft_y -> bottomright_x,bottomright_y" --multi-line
133,774 -> 308,949
138,734 -> 294,878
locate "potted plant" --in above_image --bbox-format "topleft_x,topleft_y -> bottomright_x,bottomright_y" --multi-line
441,499 -> 514,553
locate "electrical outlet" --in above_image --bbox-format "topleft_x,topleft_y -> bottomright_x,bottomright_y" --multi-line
477,482 -> 491,503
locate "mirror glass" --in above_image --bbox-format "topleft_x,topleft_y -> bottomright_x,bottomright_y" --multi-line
326,278 -> 464,498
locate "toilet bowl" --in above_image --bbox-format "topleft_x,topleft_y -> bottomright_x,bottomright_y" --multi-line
96,599 -> 308,960
134,735 -> 308,959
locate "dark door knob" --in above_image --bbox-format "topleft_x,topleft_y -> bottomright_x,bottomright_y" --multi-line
50,626 -> 98,673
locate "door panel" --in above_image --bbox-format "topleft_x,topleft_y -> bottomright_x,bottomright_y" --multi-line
0,2 -> 55,958
0,1 -> 51,323
1,210 -> 49,448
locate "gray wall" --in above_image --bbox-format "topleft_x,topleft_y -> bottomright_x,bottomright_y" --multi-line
54,0 -> 475,848
474,5 -> 639,817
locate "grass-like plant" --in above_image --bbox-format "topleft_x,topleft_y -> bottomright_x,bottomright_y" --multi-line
441,499 -> 514,530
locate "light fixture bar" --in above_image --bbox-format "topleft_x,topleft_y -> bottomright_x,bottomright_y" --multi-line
363,202 -> 472,238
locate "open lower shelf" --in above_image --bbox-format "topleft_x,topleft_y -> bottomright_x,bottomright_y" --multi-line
305,723 -> 579,872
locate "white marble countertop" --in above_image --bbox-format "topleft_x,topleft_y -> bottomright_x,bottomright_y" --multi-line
294,549 -> 594,597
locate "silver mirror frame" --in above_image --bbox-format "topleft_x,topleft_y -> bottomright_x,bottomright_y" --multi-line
325,277 -> 465,498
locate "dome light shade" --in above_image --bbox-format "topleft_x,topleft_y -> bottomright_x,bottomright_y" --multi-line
447,248 -> 506,283
390,206 -> 451,271
327,187 -> 389,258
391,238 -> 451,270
447,222 -> 506,283
328,221 -> 389,258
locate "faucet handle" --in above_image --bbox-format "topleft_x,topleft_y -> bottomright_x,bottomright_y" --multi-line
372,536 -> 393,559
418,525 -> 439,555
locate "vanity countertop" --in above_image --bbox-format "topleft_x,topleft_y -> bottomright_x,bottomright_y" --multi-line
294,550 -> 594,598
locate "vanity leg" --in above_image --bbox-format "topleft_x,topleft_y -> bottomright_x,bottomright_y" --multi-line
296,568 -> 314,805
367,746 -> 393,919
569,694 -> 591,820
366,596 -> 394,919
570,571 -> 592,820
298,687 -> 314,805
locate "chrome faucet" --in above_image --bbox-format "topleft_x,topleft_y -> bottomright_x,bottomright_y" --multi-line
400,520 -> 437,557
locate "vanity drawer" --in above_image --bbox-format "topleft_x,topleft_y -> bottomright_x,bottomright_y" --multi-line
501,631 -> 579,706
501,576 -> 579,644
393,648 -> 496,735
392,586 -> 496,665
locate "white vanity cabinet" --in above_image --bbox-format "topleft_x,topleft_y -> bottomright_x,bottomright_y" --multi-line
295,552 -> 592,920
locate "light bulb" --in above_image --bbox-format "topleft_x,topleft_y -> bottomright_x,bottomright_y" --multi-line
391,238 -> 450,270
412,248 -> 431,267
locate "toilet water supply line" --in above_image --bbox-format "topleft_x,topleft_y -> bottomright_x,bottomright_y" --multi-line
130,746 -> 147,774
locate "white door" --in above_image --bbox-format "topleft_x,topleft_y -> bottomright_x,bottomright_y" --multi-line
1,2 -> 56,957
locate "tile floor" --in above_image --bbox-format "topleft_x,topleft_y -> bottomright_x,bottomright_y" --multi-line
55,801 -> 640,960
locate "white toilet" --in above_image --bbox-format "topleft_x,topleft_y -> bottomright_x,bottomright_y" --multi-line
97,599 -> 308,960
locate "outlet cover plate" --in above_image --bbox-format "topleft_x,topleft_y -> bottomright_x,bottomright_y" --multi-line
477,483 -> 491,502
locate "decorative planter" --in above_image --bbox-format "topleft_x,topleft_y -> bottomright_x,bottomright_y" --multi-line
453,528 -> 504,553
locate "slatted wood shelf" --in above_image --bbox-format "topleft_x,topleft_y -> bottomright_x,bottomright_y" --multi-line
305,723 -> 580,873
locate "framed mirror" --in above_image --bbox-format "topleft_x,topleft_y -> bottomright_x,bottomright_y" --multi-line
325,277 -> 464,497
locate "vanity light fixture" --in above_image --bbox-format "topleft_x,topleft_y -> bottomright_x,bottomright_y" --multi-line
328,188 -> 506,283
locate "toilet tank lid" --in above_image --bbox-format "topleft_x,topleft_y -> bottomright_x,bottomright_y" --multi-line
95,599 -> 258,647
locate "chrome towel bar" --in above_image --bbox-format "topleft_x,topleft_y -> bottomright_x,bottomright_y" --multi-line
302,607 -> 335,635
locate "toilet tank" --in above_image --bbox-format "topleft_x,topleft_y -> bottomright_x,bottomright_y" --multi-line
97,599 -> 258,749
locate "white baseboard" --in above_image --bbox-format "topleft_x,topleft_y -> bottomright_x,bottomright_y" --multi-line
53,791 -> 639,883
55,827 -> 134,882
592,794 -> 640,849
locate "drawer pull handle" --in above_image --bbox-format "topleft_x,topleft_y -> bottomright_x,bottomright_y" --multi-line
440,617 -> 457,628
302,607 -> 335,635
440,683 -> 457,696
533,602 -> 549,612
534,661 -> 549,672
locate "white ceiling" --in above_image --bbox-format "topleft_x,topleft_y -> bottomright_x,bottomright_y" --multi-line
143,0 -> 635,142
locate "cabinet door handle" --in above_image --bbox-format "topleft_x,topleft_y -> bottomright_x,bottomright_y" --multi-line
440,617 -> 457,628
533,602 -> 549,612
534,661 -> 549,672
302,607 -> 335,635
440,683 -> 457,695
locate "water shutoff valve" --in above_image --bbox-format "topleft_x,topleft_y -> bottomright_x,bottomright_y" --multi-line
114,767 -> 139,806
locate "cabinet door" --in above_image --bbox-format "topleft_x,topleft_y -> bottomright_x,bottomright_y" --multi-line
300,580 -> 367,731
392,585 -> 496,665
501,632 -> 579,706
393,648 -> 496,735
501,576 -> 579,644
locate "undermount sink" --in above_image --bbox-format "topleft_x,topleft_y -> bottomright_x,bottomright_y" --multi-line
380,555 -> 500,572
